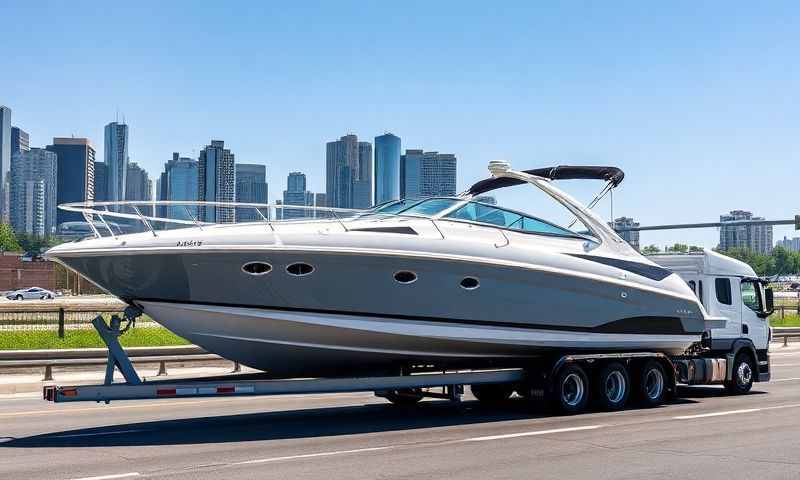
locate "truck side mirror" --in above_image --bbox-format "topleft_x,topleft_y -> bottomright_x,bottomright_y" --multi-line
764,288 -> 774,316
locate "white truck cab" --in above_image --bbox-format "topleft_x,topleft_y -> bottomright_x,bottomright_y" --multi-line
650,250 -> 773,389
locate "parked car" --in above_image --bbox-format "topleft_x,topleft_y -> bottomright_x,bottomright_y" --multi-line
5,287 -> 56,300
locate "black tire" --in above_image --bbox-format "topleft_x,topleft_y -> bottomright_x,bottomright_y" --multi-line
15,295 -> 23,301
724,352 -> 755,395
470,383 -> 514,404
593,362 -> 630,411
636,360 -> 667,408
549,363 -> 590,414
382,388 -> 424,406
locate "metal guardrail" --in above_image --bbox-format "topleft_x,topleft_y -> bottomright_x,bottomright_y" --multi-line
773,327 -> 800,347
0,346 -> 240,381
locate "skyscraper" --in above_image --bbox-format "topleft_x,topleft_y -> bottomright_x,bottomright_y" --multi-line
400,149 -> 423,199
46,137 -> 96,226
719,210 -> 773,254
104,121 -> 129,202
198,140 -> 235,223
235,163 -> 268,222
11,127 -> 29,156
94,162 -> 108,201
374,133 -> 401,205
282,172 -> 314,219
326,134 -> 373,209
0,106 -> 11,222
125,162 -> 151,201
9,148 -> 58,236
160,153 -> 198,220
400,149 -> 457,198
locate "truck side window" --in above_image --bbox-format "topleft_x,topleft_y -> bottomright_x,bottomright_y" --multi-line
741,281 -> 761,312
698,280 -> 704,306
687,280 -> 696,294
715,278 -> 732,305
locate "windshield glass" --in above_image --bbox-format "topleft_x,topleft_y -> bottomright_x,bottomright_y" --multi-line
445,201 -> 581,238
397,198 -> 461,217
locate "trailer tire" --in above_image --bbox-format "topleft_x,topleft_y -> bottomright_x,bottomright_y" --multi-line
636,360 -> 666,408
724,352 -> 755,395
593,362 -> 630,411
382,388 -> 424,406
550,363 -> 589,414
470,383 -> 514,404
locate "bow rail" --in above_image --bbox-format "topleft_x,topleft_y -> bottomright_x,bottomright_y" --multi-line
58,200 -> 366,239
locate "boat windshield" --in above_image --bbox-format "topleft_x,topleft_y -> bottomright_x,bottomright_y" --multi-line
444,201 -> 581,238
395,198 -> 462,217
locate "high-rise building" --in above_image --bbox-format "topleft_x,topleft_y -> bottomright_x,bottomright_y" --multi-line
198,140 -> 235,223
777,237 -> 800,252
11,127 -> 29,156
374,133 -> 400,205
9,148 -> 58,236
400,149 -> 457,199
94,161 -> 108,201
104,122 -> 129,202
326,134 -> 372,209
46,137 -> 96,226
235,163 -> 268,222
354,142 -> 373,209
719,210 -> 773,254
159,153 -> 198,220
400,149 -> 423,199
282,172 -> 314,219
0,106 -> 12,222
125,162 -> 151,201
612,216 -> 641,251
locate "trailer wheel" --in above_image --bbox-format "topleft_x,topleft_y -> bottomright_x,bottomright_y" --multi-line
382,388 -> 424,406
470,383 -> 514,404
636,360 -> 666,408
593,362 -> 630,411
724,353 -> 755,395
550,363 -> 589,414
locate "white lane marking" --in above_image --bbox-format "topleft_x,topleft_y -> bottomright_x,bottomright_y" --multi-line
461,425 -> 605,442
674,403 -> 800,420
233,446 -> 394,465
771,363 -> 800,367
67,473 -> 140,480
674,408 -> 761,420
771,377 -> 800,382
51,429 -> 147,439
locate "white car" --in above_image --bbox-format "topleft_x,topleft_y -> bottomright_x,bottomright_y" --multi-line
5,287 -> 56,300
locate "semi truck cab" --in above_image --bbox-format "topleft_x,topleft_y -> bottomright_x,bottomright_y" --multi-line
650,250 -> 773,389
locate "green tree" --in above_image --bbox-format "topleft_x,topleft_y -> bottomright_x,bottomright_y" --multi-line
16,233 -> 62,253
641,245 -> 661,255
666,243 -> 689,253
689,245 -> 704,252
0,224 -> 22,252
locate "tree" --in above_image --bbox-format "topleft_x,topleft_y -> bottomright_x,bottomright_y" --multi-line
666,243 -> 689,253
0,224 -> 22,252
689,245 -> 704,253
641,245 -> 661,255
15,233 -> 62,253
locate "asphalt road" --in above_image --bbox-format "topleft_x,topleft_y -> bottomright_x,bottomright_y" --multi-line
2,347 -> 800,480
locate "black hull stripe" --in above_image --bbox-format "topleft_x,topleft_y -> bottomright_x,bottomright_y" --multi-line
133,297 -> 692,335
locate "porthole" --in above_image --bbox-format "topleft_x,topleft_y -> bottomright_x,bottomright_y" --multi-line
242,261 -> 272,276
460,277 -> 480,290
286,262 -> 314,276
393,271 -> 417,284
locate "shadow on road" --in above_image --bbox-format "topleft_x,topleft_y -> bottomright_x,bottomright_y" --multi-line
0,393 -> 706,449
3,399 -> 548,448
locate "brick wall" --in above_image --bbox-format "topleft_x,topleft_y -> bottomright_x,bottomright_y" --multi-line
0,253 -> 56,291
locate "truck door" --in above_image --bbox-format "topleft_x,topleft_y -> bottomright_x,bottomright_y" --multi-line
712,276 -> 741,338
740,279 -> 770,350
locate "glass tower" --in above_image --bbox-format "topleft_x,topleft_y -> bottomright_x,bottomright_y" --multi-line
374,133 -> 401,205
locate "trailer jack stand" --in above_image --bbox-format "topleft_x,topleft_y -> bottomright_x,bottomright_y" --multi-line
92,306 -> 144,386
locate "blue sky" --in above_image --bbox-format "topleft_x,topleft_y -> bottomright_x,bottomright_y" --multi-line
2,1 -> 798,247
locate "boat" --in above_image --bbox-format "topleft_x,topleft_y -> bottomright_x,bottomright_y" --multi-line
45,161 -> 709,378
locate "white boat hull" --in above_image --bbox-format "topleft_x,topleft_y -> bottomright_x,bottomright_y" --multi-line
140,300 -> 700,377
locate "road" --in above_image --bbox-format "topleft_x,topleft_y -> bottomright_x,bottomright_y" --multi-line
1,347 -> 800,480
